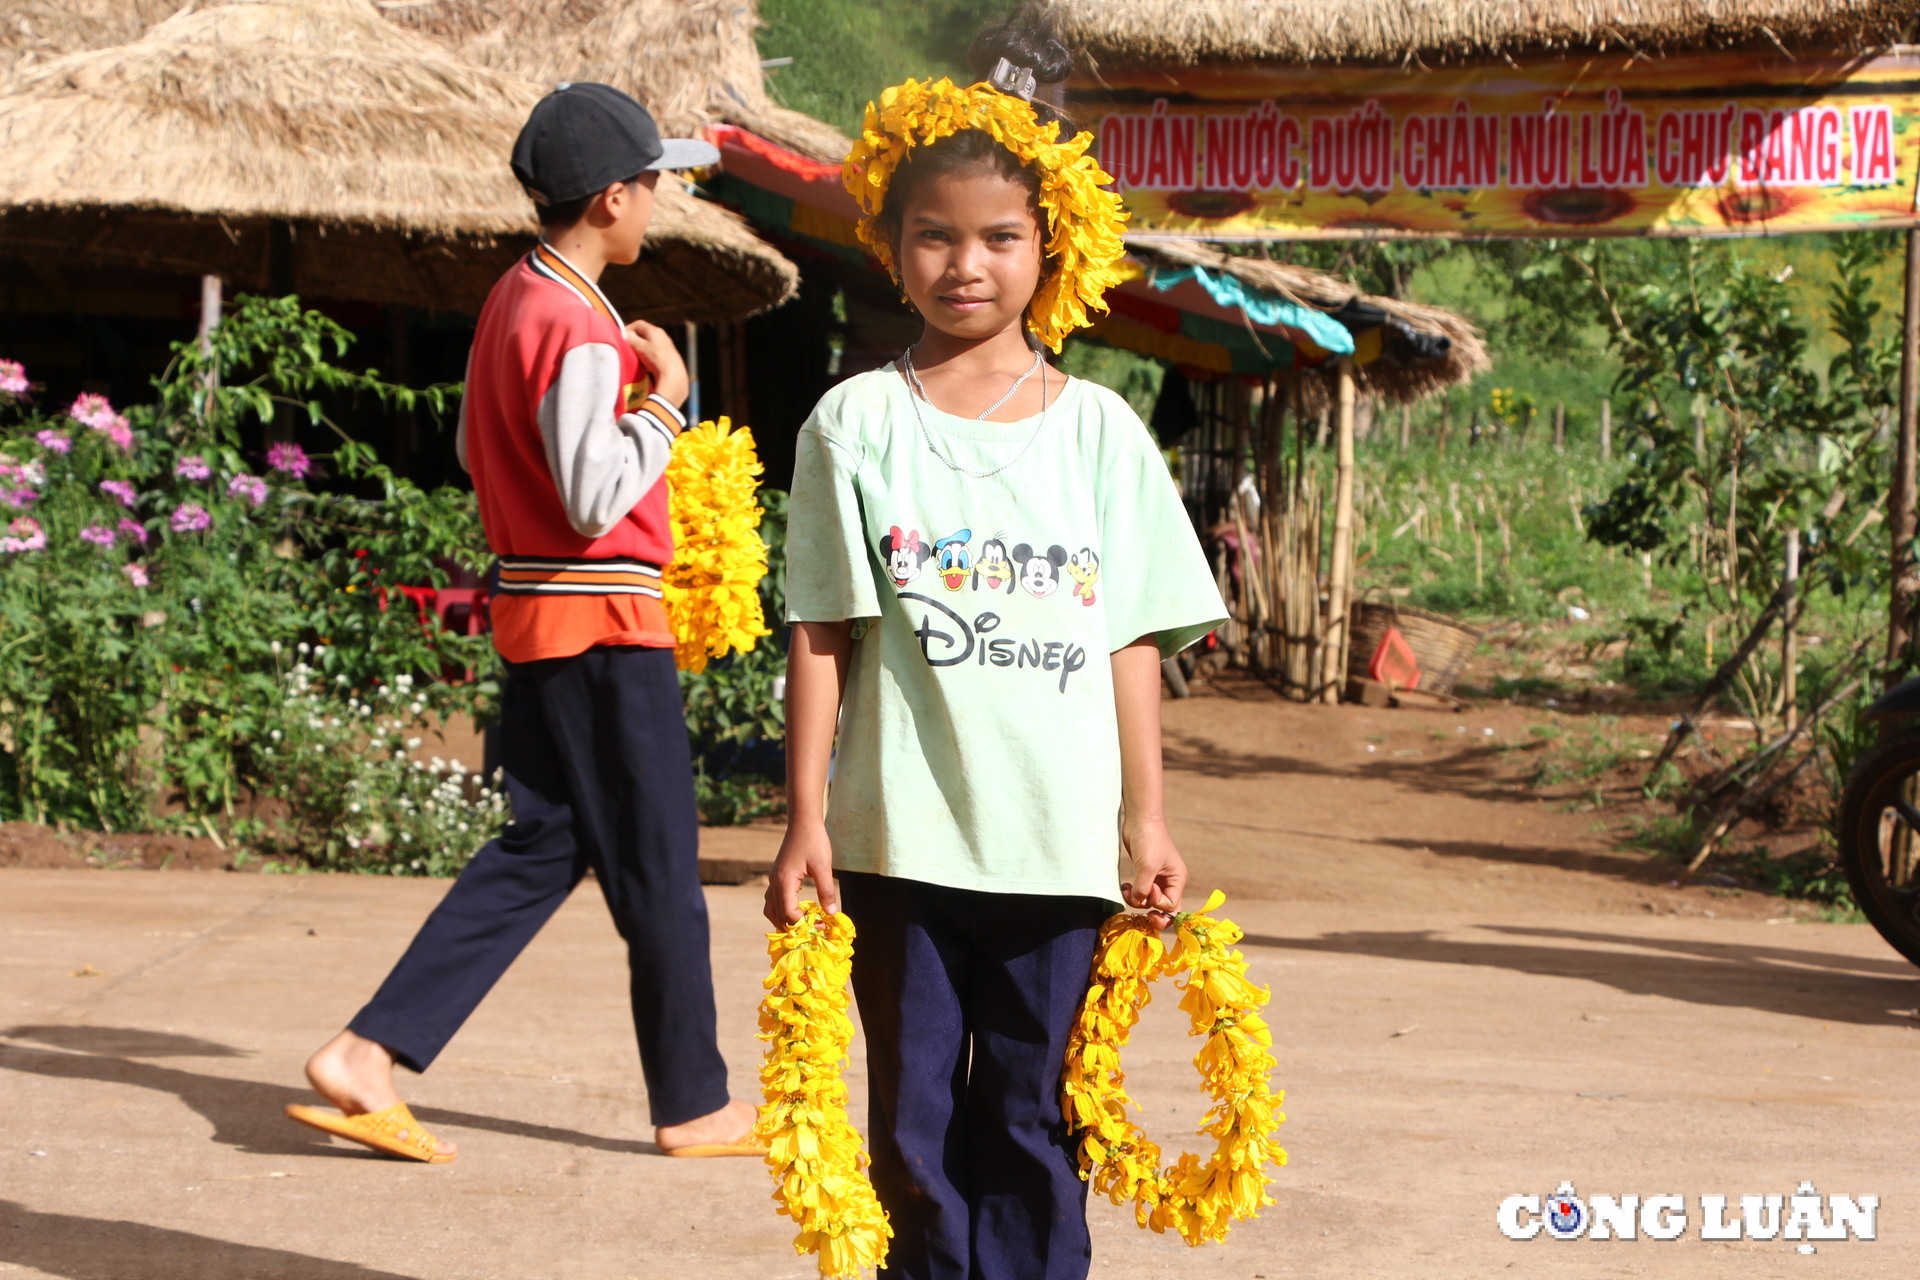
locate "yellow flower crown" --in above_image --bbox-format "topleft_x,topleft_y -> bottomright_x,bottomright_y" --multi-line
842,76 -> 1129,352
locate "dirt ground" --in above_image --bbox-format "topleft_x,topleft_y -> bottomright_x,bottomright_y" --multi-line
2,685 -> 1915,1279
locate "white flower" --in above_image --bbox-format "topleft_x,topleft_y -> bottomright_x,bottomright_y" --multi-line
297,642 -> 310,655
393,751 -> 406,761
313,745 -> 324,754
406,737 -> 422,749
270,641 -> 282,655
270,730 -> 282,741
348,803 -> 361,814
334,675 -> 348,686
449,759 -> 466,775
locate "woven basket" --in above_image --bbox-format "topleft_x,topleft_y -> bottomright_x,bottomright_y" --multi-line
1347,599 -> 1482,696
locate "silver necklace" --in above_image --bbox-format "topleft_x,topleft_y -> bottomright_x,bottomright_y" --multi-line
901,350 -> 1052,480
904,344 -> 1042,420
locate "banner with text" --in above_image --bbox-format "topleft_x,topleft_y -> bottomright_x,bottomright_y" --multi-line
1068,52 -> 1920,238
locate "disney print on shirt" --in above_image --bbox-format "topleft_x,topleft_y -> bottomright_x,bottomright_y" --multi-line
1067,547 -> 1099,607
933,529 -> 973,591
880,526 -> 931,586
973,537 -> 1016,593
882,524 -> 1098,694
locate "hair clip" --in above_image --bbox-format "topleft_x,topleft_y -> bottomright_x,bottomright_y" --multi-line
987,57 -> 1037,102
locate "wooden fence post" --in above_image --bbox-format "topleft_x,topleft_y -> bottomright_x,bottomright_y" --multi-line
1890,227 -> 1920,681
1782,529 -> 1800,732
1324,359 -> 1358,704
1553,401 -> 1566,451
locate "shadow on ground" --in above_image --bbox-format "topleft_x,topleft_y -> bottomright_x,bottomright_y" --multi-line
1242,927 -> 1919,1027
0,1200 -> 423,1280
0,1027 -> 658,1157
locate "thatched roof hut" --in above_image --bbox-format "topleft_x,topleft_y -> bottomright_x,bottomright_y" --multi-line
383,0 -> 852,166
1041,0 -> 1920,68
1123,238 -> 1488,405
0,0 -> 796,321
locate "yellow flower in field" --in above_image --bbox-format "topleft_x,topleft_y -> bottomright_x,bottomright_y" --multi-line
1061,891 -> 1287,1247
664,417 -> 772,674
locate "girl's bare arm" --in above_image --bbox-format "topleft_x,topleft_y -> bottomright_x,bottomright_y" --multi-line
1113,637 -> 1187,919
765,620 -> 853,925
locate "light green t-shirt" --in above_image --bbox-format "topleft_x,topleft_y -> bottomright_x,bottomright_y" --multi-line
784,366 -> 1227,901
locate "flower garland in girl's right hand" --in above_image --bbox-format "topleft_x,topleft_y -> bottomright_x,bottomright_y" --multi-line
756,903 -> 892,1278
1061,890 -> 1287,1245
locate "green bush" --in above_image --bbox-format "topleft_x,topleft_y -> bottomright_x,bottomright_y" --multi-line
0,296 -> 505,869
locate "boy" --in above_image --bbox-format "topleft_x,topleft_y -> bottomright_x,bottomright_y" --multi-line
286,83 -> 758,1162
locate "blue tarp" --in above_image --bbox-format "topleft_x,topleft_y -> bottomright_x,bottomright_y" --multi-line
1145,264 -> 1355,356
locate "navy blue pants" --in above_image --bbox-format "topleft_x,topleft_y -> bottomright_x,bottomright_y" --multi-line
348,645 -> 729,1127
839,871 -> 1109,1280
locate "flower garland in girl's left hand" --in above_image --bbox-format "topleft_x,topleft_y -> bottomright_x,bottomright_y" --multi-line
1061,890 -> 1287,1245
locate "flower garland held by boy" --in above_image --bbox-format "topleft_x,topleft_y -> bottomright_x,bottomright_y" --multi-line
841,76 -> 1128,352
755,903 -> 892,1279
1062,890 -> 1287,1246
662,416 -> 771,673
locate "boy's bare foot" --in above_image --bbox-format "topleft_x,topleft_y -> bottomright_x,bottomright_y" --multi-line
303,1029 -> 457,1158
656,1097 -> 758,1154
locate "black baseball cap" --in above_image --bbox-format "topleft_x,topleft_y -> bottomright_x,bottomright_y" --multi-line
510,82 -> 721,205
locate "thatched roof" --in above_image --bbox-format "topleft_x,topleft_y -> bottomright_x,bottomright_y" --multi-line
1042,0 -> 1920,67
385,0 -> 854,166
0,0 -> 175,87
0,0 -> 796,320
1128,237 -> 1489,404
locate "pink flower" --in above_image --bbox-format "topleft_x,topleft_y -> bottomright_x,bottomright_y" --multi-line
118,518 -> 150,546
34,429 -> 71,454
0,360 -> 27,394
2,488 -> 36,509
227,474 -> 269,508
170,502 -> 212,533
122,561 -> 149,588
174,454 -> 211,481
68,392 -> 118,430
99,479 -> 138,508
79,523 -> 117,547
2,516 -> 44,553
69,393 -> 133,451
267,441 -> 311,478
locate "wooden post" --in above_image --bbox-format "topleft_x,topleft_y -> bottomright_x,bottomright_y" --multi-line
1553,401 -> 1566,451
1781,529 -> 1800,732
1599,399 -> 1612,461
1324,359 -> 1357,704
1889,228 -> 1920,681
197,275 -> 221,349
684,322 -> 702,424
195,274 -> 221,418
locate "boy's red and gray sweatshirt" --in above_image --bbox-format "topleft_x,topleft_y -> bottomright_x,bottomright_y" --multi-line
455,243 -> 685,662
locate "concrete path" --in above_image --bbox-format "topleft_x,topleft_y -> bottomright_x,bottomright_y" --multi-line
2,866 -> 1914,1279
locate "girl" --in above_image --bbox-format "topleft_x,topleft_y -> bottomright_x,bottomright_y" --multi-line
767,13 -> 1225,1280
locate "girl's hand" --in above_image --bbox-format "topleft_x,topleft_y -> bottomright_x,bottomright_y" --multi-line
1122,818 -> 1186,929
766,819 -> 838,926
623,319 -> 690,410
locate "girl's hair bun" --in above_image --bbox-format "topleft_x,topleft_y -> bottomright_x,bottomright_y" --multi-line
968,3 -> 1073,86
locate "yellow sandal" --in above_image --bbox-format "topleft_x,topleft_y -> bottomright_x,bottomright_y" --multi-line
284,1101 -> 455,1163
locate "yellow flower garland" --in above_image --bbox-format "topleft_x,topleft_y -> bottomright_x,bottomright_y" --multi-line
663,416 -> 772,673
841,77 -> 1129,352
1061,890 -> 1287,1245
755,904 -> 893,1278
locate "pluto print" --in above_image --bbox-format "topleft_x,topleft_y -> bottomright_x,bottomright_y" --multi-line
784,366 -> 1224,901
